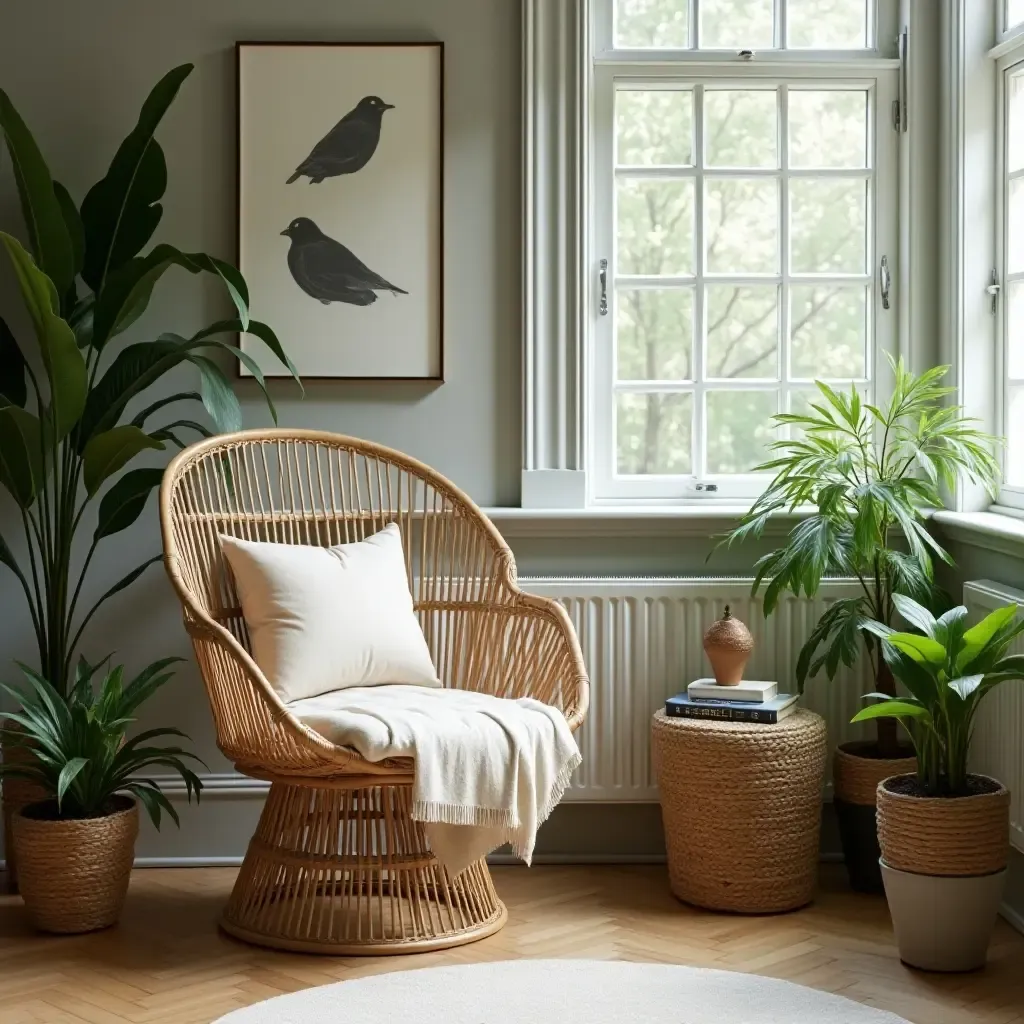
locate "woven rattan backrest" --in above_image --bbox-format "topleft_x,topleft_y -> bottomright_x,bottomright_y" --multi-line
160,431 -> 518,683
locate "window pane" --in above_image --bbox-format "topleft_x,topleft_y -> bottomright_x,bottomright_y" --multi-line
790,179 -> 866,273
705,390 -> 778,473
1008,281 -> 1024,379
1009,178 -> 1024,274
787,0 -> 868,48
617,178 -> 695,275
790,285 -> 867,379
705,178 -> 779,273
705,286 -> 779,379
789,90 -> 868,169
617,90 -> 693,165
617,392 -> 693,474
617,289 -> 693,380
704,89 -> 778,168
615,0 -> 689,48
1006,387 -> 1024,486
1009,0 -> 1024,31
1009,72 -> 1024,173
699,0 -> 774,49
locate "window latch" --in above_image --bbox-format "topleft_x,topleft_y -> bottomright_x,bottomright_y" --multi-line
598,258 -> 608,316
986,269 -> 1001,315
879,255 -> 891,310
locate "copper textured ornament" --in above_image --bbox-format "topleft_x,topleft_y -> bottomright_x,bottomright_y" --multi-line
703,605 -> 754,686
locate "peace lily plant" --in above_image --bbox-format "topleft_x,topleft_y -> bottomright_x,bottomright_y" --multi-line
854,595 -> 1024,972
0,63 -> 299,928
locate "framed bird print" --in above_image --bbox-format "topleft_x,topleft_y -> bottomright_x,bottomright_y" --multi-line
236,42 -> 443,380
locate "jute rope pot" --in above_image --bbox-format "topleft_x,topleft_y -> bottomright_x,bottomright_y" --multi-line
652,708 -> 827,913
1,725 -> 47,892
833,741 -> 917,806
12,796 -> 139,933
877,774 -> 1010,877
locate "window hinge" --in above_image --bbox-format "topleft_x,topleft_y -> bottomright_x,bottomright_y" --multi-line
987,269 -> 1001,315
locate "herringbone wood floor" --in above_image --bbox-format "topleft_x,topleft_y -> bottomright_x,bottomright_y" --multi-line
0,865 -> 1021,1023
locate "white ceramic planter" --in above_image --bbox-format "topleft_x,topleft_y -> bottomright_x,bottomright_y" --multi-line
880,860 -> 1007,972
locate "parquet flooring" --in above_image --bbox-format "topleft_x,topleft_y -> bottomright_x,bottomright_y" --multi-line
0,865 -> 1021,1023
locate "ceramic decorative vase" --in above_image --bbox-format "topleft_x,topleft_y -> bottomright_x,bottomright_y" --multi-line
702,605 -> 754,686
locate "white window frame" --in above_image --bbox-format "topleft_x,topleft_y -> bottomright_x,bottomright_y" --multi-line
995,41 -> 1024,510
588,0 -> 900,504
520,0 -> 905,512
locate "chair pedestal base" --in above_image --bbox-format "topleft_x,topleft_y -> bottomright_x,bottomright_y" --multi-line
221,780 -> 507,955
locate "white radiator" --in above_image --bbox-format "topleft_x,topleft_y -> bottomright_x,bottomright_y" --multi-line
520,577 -> 874,802
964,580 -> 1024,854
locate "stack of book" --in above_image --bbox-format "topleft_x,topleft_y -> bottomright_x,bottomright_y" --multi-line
665,678 -> 798,724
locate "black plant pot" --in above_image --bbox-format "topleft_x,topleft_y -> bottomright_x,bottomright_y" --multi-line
834,797 -> 883,892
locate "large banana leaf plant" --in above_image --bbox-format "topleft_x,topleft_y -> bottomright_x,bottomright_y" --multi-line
0,64 -> 300,697
717,358 -> 999,758
855,595 -> 1024,796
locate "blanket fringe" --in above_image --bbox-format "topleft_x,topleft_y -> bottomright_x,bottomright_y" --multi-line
413,751 -> 584,866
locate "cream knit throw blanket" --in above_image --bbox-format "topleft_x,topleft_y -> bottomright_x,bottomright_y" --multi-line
288,685 -> 582,875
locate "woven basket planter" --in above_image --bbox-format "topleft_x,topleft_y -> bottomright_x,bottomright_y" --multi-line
652,708 -> 827,913
876,774 -> 1010,877
833,741 -> 917,806
12,796 -> 139,933
1,725 -> 47,892
876,774 -> 1010,971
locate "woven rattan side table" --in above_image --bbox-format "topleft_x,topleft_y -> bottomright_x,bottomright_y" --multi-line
652,708 -> 827,913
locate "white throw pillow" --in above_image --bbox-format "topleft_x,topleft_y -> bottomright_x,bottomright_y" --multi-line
219,523 -> 441,702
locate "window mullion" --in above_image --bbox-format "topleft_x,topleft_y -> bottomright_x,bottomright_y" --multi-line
693,82 -> 706,483
780,83 -> 791,425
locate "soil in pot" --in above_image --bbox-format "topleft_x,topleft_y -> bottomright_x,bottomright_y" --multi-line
12,795 -> 139,934
833,740 -> 916,893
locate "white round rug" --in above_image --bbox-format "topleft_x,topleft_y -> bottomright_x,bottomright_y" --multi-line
213,959 -> 910,1024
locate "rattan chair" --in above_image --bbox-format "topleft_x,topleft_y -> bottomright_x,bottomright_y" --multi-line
159,430 -> 589,955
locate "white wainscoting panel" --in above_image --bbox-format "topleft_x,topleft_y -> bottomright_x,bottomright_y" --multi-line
520,577 -> 874,802
964,580 -> 1024,854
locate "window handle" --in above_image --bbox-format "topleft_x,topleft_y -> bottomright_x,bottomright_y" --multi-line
987,269 -> 1001,315
879,255 -> 891,311
599,258 -> 608,316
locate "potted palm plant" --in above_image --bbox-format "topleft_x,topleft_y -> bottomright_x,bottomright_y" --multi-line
854,595 -> 1023,971
0,64 -> 300,884
0,658 -> 204,933
717,359 -> 998,891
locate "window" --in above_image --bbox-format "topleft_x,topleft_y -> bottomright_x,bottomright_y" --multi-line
589,0 -> 899,503
999,54 -> 1024,506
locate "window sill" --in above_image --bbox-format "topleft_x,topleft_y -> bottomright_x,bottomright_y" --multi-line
929,509 -> 1024,559
481,505 -> 807,539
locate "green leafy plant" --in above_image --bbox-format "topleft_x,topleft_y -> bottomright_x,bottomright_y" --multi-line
0,64 -> 300,696
717,358 -> 999,757
0,658 -> 203,825
854,595 -> 1024,796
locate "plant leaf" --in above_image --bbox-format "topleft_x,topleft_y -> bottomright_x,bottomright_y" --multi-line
189,355 -> 241,433
0,405 -> 43,507
0,231 -> 87,437
948,674 -> 984,701
851,700 -> 929,723
52,180 -> 85,283
892,593 -> 937,638
91,244 -> 249,350
0,314 -> 27,408
82,425 -> 164,495
0,86 -> 74,296
56,757 -> 88,810
94,467 -> 165,540
80,64 -> 192,292
885,631 -> 947,666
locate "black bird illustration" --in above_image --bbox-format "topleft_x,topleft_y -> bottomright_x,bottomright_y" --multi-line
281,217 -> 408,306
286,96 -> 395,184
